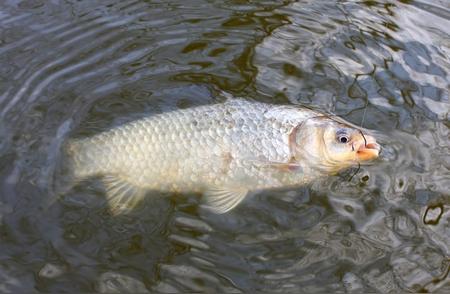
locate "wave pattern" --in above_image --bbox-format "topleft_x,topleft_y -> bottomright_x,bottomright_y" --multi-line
0,0 -> 448,292
253,0 -> 450,292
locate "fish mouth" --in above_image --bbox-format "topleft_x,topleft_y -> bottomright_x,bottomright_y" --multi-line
355,135 -> 381,161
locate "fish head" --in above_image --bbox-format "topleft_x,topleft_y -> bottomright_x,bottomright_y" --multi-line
294,116 -> 381,173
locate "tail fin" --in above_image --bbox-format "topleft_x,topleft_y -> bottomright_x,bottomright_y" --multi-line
65,139 -> 93,177
54,138 -> 147,215
51,138 -> 98,197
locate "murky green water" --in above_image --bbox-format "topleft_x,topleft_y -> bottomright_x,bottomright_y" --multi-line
0,0 -> 449,292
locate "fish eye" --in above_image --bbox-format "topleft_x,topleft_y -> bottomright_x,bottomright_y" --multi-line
337,134 -> 349,144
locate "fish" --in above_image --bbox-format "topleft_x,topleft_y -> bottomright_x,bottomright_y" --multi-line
61,99 -> 380,214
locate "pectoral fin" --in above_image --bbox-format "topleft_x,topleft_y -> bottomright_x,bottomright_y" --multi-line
102,175 -> 146,215
262,162 -> 301,172
202,186 -> 249,214
243,158 -> 302,172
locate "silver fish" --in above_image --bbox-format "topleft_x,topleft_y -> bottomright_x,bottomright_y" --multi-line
62,99 -> 380,213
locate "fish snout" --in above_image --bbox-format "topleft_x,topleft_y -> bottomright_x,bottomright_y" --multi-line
355,134 -> 381,161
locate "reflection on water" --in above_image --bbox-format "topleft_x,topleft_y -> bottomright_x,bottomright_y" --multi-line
0,0 -> 448,292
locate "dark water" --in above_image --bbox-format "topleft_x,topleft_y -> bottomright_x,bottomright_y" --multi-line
0,0 -> 449,292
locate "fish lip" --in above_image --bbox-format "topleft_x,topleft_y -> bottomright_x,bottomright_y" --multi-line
356,137 -> 381,161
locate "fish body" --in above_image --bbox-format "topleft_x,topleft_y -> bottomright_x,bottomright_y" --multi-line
64,99 -> 380,213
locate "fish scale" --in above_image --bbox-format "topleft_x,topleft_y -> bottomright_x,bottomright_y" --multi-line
62,99 -> 380,214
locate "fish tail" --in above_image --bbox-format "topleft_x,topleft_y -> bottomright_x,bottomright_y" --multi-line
57,138 -> 148,215
53,138 -> 99,195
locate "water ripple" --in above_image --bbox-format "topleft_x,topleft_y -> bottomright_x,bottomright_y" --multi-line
0,0 -> 448,292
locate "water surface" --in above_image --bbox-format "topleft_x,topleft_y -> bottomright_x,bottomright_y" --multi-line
0,0 -> 449,292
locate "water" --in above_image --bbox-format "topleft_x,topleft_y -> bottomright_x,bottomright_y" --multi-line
0,0 -> 448,292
